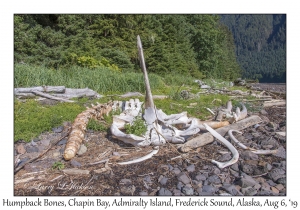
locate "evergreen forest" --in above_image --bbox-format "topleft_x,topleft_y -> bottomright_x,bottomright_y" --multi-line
14,14 -> 286,83
14,14 -> 241,81
220,14 -> 286,82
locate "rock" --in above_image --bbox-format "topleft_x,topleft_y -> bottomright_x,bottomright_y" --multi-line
202,185 -> 217,194
144,176 -> 151,183
221,184 -> 243,196
159,176 -> 168,185
240,150 -> 259,160
261,182 -> 271,191
158,188 -> 172,196
77,144 -> 87,155
139,191 -> 148,196
275,184 -> 284,191
172,168 -> 181,175
120,185 -> 136,196
52,126 -> 64,133
212,167 -> 221,175
41,139 -> 51,147
16,144 -> 26,154
173,189 -> 182,196
120,179 -> 132,185
70,159 -> 82,167
62,168 -> 90,175
52,151 -> 61,158
257,190 -> 274,196
37,145 -> 46,152
177,172 -> 190,184
33,138 -> 40,142
218,153 -> 232,162
177,182 -> 184,190
26,146 -> 39,153
182,186 -> 194,195
237,174 -> 258,188
276,177 -> 286,185
17,157 -> 29,167
230,163 -> 239,172
266,179 -> 277,187
268,168 -> 286,182
30,140 -> 38,146
195,174 -> 207,182
207,175 -> 221,184
271,186 -> 279,194
273,146 -> 286,159
261,138 -> 279,150
241,164 -> 255,175
192,180 -> 202,188
241,187 -> 257,196
186,164 -> 195,172
57,138 -> 67,145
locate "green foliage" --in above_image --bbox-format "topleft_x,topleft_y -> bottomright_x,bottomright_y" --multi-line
86,119 -> 107,132
124,116 -> 147,136
14,64 -> 165,94
14,14 -> 242,80
76,55 -> 122,72
220,14 -> 286,82
52,161 -> 65,170
14,99 -> 85,142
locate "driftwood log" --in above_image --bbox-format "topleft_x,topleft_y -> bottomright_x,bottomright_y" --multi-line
179,115 -> 263,152
14,86 -> 102,101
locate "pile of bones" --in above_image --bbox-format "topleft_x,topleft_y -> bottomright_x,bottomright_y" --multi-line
108,36 -> 277,168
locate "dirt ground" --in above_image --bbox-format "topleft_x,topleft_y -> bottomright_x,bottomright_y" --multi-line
14,83 -> 286,196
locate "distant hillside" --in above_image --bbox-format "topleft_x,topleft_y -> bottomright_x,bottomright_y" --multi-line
220,14 -> 286,83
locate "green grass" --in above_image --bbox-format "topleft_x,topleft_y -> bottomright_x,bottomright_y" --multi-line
14,99 -> 85,142
14,64 -> 165,94
14,64 -> 245,142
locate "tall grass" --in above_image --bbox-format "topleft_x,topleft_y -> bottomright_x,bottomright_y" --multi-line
14,64 -> 165,94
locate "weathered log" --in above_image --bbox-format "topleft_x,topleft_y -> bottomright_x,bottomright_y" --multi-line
263,100 -> 286,107
179,115 -> 262,152
15,86 -> 66,93
52,88 -> 102,99
32,90 -> 75,103
14,92 -> 36,99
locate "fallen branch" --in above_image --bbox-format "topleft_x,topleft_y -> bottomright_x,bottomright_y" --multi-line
32,90 -> 74,103
263,100 -> 286,107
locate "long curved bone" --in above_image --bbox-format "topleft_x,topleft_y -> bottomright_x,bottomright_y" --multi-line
117,146 -> 159,165
203,123 -> 239,169
228,130 -> 278,155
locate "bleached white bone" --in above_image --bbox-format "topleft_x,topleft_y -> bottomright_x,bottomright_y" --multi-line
110,124 -> 150,146
228,130 -> 278,155
234,103 -> 247,122
117,147 -> 159,165
204,123 -> 239,169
